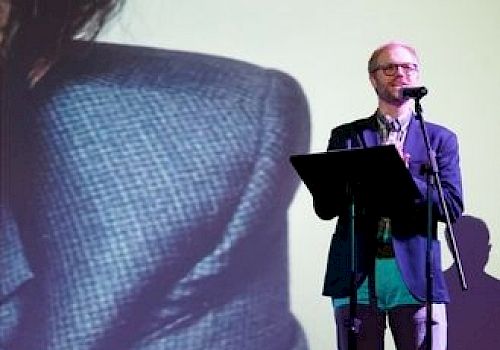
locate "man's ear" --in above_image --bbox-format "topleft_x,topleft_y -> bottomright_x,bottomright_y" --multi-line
369,73 -> 377,90
369,74 -> 379,96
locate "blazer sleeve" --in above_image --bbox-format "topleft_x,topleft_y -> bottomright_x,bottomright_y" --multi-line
411,130 -> 463,223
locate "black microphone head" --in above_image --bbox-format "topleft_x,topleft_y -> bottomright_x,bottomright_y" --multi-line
400,86 -> 428,99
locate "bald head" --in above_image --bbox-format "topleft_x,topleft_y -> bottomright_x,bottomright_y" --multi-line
368,41 -> 420,74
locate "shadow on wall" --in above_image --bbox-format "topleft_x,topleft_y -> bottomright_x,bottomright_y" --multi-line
444,215 -> 500,350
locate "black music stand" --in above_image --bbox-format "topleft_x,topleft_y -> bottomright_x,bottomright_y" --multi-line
290,145 -> 420,350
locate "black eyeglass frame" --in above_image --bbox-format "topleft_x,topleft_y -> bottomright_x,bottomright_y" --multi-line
370,63 -> 419,76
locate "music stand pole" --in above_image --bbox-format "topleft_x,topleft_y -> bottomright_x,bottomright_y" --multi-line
347,182 -> 359,350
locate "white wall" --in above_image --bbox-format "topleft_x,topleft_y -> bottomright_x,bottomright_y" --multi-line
99,1 -> 500,348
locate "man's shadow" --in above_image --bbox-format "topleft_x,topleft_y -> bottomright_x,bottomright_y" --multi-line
444,215 -> 500,349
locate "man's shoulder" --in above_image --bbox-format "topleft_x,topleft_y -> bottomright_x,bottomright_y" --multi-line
424,120 -> 456,136
418,119 -> 459,146
330,115 -> 376,134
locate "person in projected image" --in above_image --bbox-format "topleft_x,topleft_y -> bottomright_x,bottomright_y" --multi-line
0,1 -> 310,349
313,42 -> 463,349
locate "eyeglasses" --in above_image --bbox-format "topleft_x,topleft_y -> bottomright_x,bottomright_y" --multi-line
371,63 -> 418,76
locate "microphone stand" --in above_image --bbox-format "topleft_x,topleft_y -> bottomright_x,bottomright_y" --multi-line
413,98 -> 467,350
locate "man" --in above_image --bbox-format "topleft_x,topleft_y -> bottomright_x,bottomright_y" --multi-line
0,1 -> 310,349
314,42 -> 463,349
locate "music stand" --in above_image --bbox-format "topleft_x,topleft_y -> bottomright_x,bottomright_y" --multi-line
290,145 -> 420,350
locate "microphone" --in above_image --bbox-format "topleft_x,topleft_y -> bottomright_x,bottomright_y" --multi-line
400,86 -> 428,99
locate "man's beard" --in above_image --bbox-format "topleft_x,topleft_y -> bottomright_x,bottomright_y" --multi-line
376,87 -> 406,106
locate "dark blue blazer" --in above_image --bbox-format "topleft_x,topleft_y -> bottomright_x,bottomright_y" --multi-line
317,114 -> 463,302
0,42 -> 310,349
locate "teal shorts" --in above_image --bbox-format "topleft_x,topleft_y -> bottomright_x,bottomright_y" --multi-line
333,258 -> 421,311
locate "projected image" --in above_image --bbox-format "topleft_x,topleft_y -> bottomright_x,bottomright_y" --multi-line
0,1 -> 310,349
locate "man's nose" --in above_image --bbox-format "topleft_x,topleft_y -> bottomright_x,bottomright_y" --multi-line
394,65 -> 405,76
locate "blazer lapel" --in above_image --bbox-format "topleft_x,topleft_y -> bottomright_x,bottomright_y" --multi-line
403,116 -> 424,160
361,114 -> 379,148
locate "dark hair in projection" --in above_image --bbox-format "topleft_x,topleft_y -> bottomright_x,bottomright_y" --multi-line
1,0 -> 123,74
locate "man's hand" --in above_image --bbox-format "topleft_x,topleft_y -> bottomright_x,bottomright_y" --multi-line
396,142 -> 411,168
